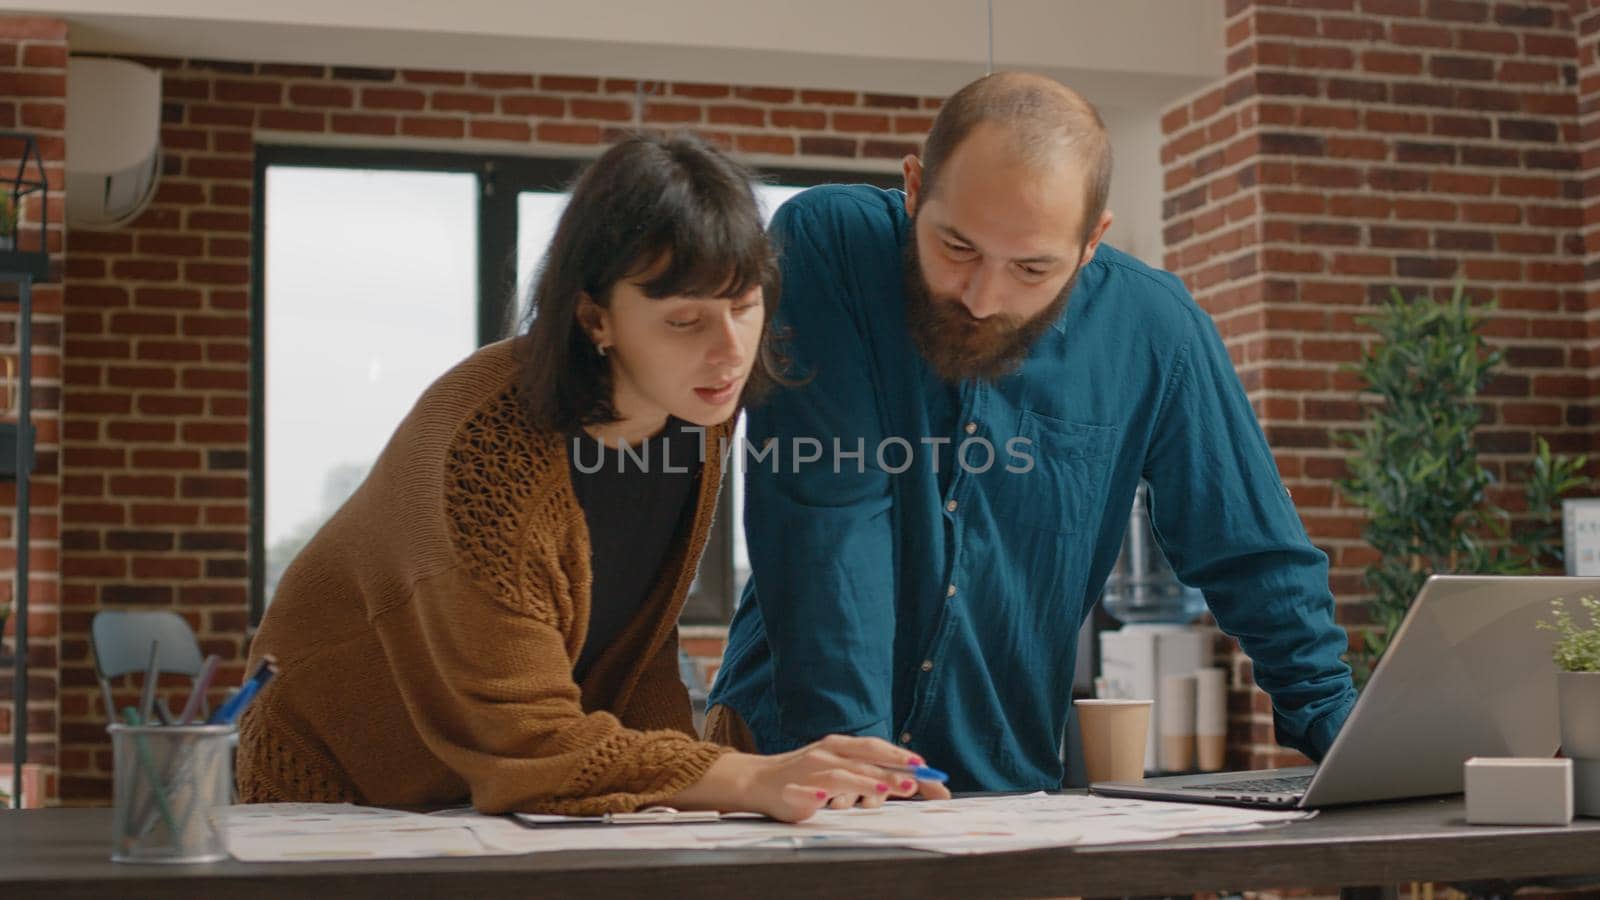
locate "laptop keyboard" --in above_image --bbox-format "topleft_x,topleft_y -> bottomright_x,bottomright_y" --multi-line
1183,774 -> 1312,795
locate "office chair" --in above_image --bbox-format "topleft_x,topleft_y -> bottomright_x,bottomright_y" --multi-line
90,609 -> 207,724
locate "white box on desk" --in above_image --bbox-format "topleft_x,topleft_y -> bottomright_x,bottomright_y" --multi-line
1098,625 -> 1209,772
1464,757 -> 1573,826
1564,498 -> 1600,576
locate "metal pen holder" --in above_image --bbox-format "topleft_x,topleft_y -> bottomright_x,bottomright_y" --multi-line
107,723 -> 236,863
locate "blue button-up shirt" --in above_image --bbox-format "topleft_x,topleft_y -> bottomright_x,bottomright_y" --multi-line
709,185 -> 1356,791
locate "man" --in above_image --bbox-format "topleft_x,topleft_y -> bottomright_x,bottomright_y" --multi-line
707,72 -> 1356,794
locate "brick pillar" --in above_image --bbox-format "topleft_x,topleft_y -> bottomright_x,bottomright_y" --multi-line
1162,0 -> 1587,768
0,15 -> 66,805
1575,0 -> 1600,444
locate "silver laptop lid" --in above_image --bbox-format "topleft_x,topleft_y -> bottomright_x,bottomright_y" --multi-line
1302,575 -> 1599,807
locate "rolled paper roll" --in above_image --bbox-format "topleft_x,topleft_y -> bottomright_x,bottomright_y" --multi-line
1194,667 -> 1228,772
1158,674 -> 1196,773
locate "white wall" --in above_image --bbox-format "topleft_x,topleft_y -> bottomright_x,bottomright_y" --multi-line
1100,105 -> 1166,266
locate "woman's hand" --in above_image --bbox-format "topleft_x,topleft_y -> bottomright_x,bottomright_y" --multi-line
668,735 -> 952,822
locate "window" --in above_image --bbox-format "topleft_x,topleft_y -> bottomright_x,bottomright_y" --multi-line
252,146 -> 583,622
727,184 -> 807,600
259,167 -> 477,606
513,190 -> 570,324
251,145 -> 899,626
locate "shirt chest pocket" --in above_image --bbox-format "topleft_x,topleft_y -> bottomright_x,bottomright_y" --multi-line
981,412 -> 1118,536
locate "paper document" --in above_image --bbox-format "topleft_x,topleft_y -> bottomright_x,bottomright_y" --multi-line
214,794 -> 1314,861
514,806 -> 739,825
212,803 -> 502,861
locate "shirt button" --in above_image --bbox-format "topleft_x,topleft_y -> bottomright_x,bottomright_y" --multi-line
899,732 -> 913,745
945,499 -> 958,513
965,421 -> 978,435
946,584 -> 957,598
920,659 -> 934,672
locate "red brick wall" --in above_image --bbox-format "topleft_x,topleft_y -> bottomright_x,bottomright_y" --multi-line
0,15 -> 66,806
50,55 -> 940,804
1162,0 -> 1591,768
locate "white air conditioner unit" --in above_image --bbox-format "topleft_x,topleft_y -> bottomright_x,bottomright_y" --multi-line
65,57 -> 162,228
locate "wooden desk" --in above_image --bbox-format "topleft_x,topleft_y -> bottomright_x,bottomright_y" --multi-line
4,797 -> 1599,899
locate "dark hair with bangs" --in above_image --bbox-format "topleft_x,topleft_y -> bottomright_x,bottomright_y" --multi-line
518,132 -> 783,432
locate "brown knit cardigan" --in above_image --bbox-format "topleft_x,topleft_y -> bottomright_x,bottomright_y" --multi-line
237,339 -> 732,815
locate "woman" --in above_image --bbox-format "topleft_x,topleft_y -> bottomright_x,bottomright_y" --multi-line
237,133 -> 949,821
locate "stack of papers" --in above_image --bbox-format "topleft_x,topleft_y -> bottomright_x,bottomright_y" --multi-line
211,804 -> 487,860
213,794 -> 1315,862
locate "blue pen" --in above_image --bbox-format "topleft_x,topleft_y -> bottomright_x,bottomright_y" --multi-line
208,656 -> 278,725
887,764 -> 949,783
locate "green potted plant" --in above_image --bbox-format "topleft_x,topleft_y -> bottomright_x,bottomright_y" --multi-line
1539,597 -> 1600,815
1339,285 -> 1589,685
0,192 -> 16,251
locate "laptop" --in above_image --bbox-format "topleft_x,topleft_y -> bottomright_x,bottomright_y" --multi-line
1090,575 -> 1600,809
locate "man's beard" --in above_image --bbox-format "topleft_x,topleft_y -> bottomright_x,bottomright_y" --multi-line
902,225 -> 1081,384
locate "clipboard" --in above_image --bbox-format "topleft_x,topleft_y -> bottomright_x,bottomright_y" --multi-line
515,805 -> 728,826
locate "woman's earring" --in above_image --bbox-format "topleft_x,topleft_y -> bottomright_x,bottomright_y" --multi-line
596,343 -> 608,357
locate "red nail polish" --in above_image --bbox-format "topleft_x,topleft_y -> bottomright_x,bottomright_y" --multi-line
875,783 -> 889,792
815,790 -> 828,800
900,779 -> 914,791
907,756 -> 924,766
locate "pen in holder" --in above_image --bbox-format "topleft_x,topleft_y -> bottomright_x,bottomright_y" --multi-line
108,721 -> 236,863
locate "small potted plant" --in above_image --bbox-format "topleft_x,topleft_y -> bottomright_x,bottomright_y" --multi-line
0,192 -> 16,251
1539,596 -> 1600,814
1339,286 -> 1589,687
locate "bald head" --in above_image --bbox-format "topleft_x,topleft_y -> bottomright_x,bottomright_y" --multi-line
918,72 -> 1113,239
